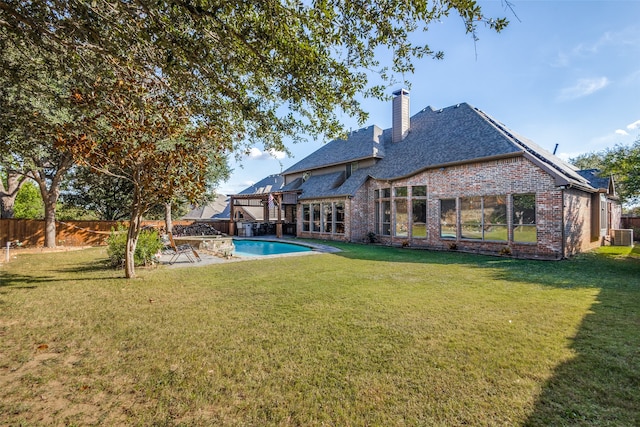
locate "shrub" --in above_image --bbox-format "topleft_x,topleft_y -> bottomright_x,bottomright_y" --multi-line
106,225 -> 163,268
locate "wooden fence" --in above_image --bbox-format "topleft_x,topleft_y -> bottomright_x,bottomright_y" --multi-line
621,216 -> 640,240
0,219 -> 228,247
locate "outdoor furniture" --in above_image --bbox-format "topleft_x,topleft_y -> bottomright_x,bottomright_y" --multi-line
167,233 -> 201,264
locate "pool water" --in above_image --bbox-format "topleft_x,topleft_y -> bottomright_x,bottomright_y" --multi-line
232,240 -> 312,257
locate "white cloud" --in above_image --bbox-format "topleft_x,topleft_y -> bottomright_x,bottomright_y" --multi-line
627,119 -> 640,130
615,129 -> 629,136
552,27 -> 640,68
246,147 -> 286,160
246,147 -> 263,159
557,77 -> 610,101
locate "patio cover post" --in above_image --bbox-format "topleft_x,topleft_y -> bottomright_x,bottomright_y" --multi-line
263,195 -> 269,225
229,196 -> 235,236
276,193 -> 283,238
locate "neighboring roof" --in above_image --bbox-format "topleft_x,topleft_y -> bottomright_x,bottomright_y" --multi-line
576,169 -> 613,192
182,196 -> 230,220
284,102 -> 596,199
237,174 -> 285,195
282,125 -> 385,175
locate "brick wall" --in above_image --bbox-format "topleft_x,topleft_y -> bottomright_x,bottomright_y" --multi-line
295,156 -> 614,259
364,156 -> 569,259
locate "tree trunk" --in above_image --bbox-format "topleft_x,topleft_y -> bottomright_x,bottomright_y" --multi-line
29,153 -> 74,247
164,202 -> 173,234
124,185 -> 145,279
33,175 -> 61,248
124,213 -> 142,279
43,197 -> 57,247
0,172 -> 28,219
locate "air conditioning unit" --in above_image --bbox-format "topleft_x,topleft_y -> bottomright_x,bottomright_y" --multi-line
612,229 -> 634,246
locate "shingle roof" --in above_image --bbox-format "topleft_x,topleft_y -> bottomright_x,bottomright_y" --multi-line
282,125 -> 385,175
284,102 -> 597,198
238,101 -> 602,202
237,174 -> 285,195
182,196 -> 230,220
576,169 -> 612,191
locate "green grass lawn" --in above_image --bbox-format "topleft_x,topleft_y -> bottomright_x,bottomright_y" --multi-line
1,243 -> 639,426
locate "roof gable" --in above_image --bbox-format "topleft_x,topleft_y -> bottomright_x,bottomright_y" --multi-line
283,125 -> 384,175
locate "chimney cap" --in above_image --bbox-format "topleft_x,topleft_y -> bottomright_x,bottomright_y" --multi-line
392,88 -> 409,97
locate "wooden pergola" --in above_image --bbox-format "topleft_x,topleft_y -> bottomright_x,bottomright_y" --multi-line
228,192 -> 284,238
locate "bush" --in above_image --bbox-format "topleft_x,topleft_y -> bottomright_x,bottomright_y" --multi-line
106,225 -> 163,268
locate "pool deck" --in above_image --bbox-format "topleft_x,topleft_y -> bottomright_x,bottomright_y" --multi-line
159,236 -> 340,268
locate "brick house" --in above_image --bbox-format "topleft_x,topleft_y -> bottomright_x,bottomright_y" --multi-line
235,90 -> 621,259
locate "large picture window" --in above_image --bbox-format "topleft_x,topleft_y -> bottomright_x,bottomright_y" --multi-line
440,199 -> 457,238
460,196 -> 508,241
513,194 -> 536,243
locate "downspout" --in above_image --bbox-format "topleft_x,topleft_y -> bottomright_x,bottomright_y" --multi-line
560,187 -> 566,260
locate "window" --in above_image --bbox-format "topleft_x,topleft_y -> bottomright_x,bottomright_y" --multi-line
377,188 -> 391,236
346,162 -> 359,178
323,203 -> 333,233
512,194 -> 536,243
395,198 -> 408,237
302,202 -> 345,235
440,199 -> 457,238
460,197 -> 482,239
382,200 -> 391,235
395,186 -> 407,197
302,204 -> 310,232
312,203 -> 321,232
412,185 -> 427,197
412,186 -> 427,238
483,196 -> 508,241
460,196 -> 508,241
335,202 -> 345,234
599,194 -> 608,235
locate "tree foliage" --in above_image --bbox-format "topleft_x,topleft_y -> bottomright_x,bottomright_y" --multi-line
0,25 -> 77,238
13,180 -> 44,219
570,137 -> 640,207
61,72 -> 230,277
1,0 -> 509,276
2,0 -> 508,152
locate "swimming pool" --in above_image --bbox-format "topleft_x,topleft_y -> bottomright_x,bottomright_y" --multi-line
232,239 -> 312,257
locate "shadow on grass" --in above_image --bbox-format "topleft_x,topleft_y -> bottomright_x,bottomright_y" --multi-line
331,242 -> 640,424
0,272 -> 53,288
1,255 -> 118,288
517,248 -> 640,426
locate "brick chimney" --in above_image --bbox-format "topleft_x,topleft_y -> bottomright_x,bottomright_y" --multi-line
392,89 -> 410,143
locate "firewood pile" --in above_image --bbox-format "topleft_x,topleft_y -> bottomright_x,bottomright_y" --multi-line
172,223 -> 225,237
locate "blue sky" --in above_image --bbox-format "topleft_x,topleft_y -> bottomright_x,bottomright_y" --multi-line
217,0 -> 640,196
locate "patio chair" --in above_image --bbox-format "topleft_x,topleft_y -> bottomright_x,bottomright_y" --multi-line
167,233 -> 201,264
